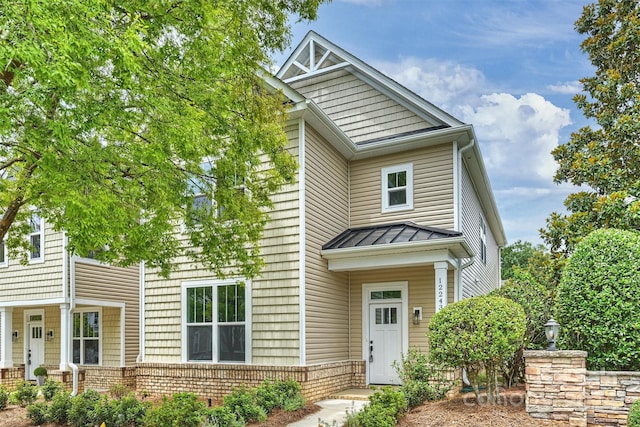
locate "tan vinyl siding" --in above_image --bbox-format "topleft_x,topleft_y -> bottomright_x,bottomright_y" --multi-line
290,69 -> 436,143
348,267 -> 454,359
101,306 -> 121,366
144,124 -> 302,366
304,125 -> 350,364
0,223 -> 64,301
74,260 -> 139,365
12,308 -> 24,362
350,144 -> 454,229
44,306 -> 60,366
460,162 -> 500,297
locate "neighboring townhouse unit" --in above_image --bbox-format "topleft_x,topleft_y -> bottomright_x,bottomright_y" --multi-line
139,32 -> 506,402
0,216 -> 141,391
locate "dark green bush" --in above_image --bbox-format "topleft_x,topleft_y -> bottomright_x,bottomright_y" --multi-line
48,391 -> 72,424
0,386 -> 8,410
255,379 -> 279,413
355,387 -> 406,427
12,380 -> 38,407
143,392 -> 207,427
628,399 -> 640,427
491,270 -> 554,386
556,228 -> 640,370
223,386 -> 267,424
41,379 -> 65,401
68,389 -> 104,427
206,405 -> 244,427
428,295 -> 526,404
394,348 -> 451,408
26,402 -> 49,425
97,393 -> 148,427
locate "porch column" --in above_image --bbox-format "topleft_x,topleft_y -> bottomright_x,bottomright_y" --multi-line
59,304 -> 70,371
0,307 -> 13,368
434,262 -> 449,312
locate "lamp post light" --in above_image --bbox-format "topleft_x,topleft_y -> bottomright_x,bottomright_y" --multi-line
544,318 -> 560,351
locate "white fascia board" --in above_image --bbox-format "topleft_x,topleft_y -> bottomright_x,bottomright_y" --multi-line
1,298 -> 66,307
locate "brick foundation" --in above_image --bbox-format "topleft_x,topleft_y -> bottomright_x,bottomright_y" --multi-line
83,366 -> 137,392
136,360 -> 366,402
0,365 -> 25,388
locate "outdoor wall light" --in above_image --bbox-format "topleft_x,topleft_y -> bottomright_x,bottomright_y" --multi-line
413,307 -> 422,325
12,331 -> 18,342
544,318 -> 560,351
46,330 -> 54,341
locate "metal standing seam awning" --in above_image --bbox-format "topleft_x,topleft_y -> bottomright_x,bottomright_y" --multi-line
320,222 -> 473,271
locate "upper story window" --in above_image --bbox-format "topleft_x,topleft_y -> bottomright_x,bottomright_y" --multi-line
480,218 -> 487,264
381,163 -> 414,213
29,212 -> 44,263
183,279 -> 249,363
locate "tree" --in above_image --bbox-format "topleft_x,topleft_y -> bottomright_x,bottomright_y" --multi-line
500,240 -> 546,281
428,296 -> 526,404
556,228 -> 640,370
0,1 -> 324,277
541,0 -> 640,256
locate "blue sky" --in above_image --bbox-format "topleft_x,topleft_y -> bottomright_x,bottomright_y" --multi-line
273,0 -> 595,246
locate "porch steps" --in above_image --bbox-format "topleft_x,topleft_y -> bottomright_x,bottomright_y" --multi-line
327,388 -> 374,401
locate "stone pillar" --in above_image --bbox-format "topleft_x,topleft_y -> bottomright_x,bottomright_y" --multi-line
524,350 -> 587,427
434,262 -> 448,312
0,307 -> 13,368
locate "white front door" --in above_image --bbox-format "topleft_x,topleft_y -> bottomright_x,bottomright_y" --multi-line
368,302 -> 402,384
27,322 -> 44,380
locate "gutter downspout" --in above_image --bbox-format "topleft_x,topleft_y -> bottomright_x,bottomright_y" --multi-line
68,255 -> 78,396
456,138 -> 476,302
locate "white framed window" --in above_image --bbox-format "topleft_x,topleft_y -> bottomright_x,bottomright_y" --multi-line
28,212 -> 44,263
480,218 -> 487,264
0,237 -> 7,267
72,310 -> 101,365
182,279 -> 250,363
381,163 -> 413,213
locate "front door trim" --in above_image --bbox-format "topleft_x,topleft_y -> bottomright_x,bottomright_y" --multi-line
24,308 -> 45,380
362,281 -> 409,384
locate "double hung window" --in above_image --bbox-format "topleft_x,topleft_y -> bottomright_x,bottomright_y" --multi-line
184,279 -> 249,363
29,213 -> 44,262
381,163 -> 413,212
480,218 -> 487,264
73,311 -> 100,365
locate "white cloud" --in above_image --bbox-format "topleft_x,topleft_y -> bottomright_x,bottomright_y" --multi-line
547,81 -> 582,94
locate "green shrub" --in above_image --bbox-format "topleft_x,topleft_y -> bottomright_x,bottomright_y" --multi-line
143,392 -> 207,427
556,228 -> 640,371
48,391 -> 72,424
12,380 -> 38,407
629,399 -> 640,427
255,379 -> 279,414
33,366 -> 48,377
26,402 -> 49,425
41,379 -> 65,401
68,389 -> 104,427
205,405 -> 244,427
282,393 -> 305,412
491,270 -> 554,386
96,393 -> 148,427
428,295 -> 526,404
223,386 -> 266,424
0,386 -> 8,410
394,348 -> 451,408
354,387 -> 406,427
109,383 -> 132,399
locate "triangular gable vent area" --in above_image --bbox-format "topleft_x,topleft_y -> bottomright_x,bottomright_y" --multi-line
278,37 -> 350,83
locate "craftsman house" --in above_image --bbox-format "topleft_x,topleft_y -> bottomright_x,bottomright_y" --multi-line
137,32 -> 506,401
0,222 -> 141,391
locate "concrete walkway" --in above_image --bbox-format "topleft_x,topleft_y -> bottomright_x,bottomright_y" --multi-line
288,389 -> 373,427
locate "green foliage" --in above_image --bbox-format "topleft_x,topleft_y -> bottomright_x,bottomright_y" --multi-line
628,399 -> 640,427
556,228 -> 640,370
109,383 -> 132,399
68,389 -> 104,427
11,380 -> 37,407
223,386 -> 267,424
355,387 -> 406,427
0,0 -> 326,278
0,386 -> 8,411
96,393 -> 148,427
48,391 -> 72,425
26,402 -> 49,425
393,348 -> 451,408
542,1 -> 640,256
143,392 -> 207,427
41,379 -> 65,401
428,296 -> 526,404
491,270 -> 555,386
501,240 -> 547,281
33,366 -> 47,377
205,406 -> 244,427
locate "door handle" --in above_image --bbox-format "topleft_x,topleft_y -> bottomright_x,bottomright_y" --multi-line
369,340 -> 373,363
28,349 -> 31,366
